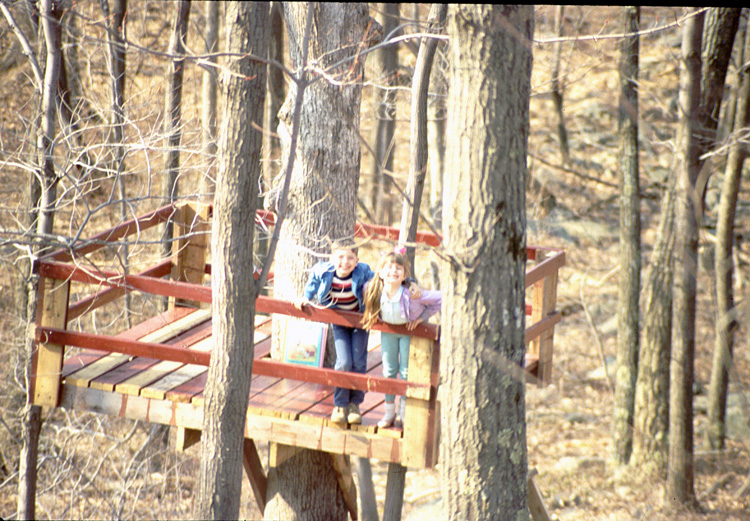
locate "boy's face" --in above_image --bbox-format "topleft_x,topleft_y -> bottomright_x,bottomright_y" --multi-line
331,249 -> 358,278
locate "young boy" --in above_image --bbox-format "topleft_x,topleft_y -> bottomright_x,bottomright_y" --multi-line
293,238 -> 375,425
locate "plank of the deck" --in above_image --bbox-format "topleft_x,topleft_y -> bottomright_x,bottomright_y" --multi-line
295,348 -> 383,427
65,308 -> 210,387
137,315 -> 272,399
102,316 -> 215,394
162,320 -> 274,403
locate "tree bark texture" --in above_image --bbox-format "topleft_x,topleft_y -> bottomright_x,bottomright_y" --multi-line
265,3 -> 369,520
708,21 -> 749,450
666,8 -> 704,510
194,2 -> 268,519
632,180 -> 674,471
200,0 -> 219,201
162,0 -> 191,260
613,5 -> 640,466
441,5 -> 533,521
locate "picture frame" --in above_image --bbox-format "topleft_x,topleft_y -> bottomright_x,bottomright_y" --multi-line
281,317 -> 328,368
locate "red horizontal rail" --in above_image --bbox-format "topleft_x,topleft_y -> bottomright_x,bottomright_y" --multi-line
37,327 -> 432,399
67,259 -> 173,321
38,260 -> 440,340
42,204 -> 176,262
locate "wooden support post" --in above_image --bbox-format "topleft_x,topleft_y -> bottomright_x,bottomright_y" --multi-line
32,276 -> 70,407
330,454 -> 358,521
528,469 -> 551,521
175,427 -> 201,452
383,462 -> 406,521
530,251 -> 558,386
243,439 -> 268,514
170,202 -> 210,309
402,336 -> 436,468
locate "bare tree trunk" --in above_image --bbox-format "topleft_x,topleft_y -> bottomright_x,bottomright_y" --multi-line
613,5 -> 640,466
162,0 -> 191,262
551,5 -> 569,164
265,4 -> 369,518
101,0 -> 131,326
666,8 -> 703,510
370,2 -> 399,225
17,1 -> 63,518
441,5 -> 533,520
427,40 -> 447,232
200,0 -> 219,201
400,3 -> 447,270
708,20 -> 750,451
194,2 -> 267,519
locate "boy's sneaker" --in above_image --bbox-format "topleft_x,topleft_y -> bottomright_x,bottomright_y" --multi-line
347,403 -> 362,424
330,406 -> 347,425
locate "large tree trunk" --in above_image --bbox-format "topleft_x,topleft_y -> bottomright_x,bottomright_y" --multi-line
264,3 -> 369,519
613,5 -> 640,466
666,8 -> 703,510
194,2 -> 268,519
708,20 -> 750,451
441,5 -> 533,520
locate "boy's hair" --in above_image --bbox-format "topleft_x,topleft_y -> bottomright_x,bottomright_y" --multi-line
331,237 -> 358,255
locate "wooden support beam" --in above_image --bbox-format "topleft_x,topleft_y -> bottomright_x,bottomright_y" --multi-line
32,277 -> 70,407
528,469 -> 551,521
175,426 -> 201,452
330,454 -> 358,521
243,439 -> 267,514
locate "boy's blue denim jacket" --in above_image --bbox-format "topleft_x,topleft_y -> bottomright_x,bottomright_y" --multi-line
303,261 -> 375,311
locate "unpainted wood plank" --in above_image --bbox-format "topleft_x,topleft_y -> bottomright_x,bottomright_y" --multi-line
528,472 -> 552,521
176,427 -> 201,452
59,384 -> 408,464
64,308 -> 208,388
402,336 -> 435,468
33,277 -> 70,406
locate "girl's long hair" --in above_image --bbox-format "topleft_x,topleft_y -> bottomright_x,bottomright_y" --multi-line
362,252 -> 411,330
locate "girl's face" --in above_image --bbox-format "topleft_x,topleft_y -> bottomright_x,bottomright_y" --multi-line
379,260 -> 406,286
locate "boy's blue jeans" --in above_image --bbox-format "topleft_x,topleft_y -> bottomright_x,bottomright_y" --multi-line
332,324 -> 369,407
380,332 -> 410,403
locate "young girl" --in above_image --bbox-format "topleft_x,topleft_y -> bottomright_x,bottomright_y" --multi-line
362,249 -> 441,428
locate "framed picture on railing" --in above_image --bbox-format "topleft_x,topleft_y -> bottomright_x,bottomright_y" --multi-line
281,317 -> 328,368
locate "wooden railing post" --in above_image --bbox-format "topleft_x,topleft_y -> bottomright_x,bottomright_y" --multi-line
170,202 -> 211,309
529,251 -> 558,386
32,276 -> 70,407
402,336 -> 438,468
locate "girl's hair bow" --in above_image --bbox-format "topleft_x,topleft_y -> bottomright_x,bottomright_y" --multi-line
381,245 -> 407,256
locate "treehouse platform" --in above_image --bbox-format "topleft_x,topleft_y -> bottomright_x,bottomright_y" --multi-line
29,202 -> 564,516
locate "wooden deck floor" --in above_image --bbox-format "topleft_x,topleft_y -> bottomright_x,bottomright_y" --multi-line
57,307 -> 410,464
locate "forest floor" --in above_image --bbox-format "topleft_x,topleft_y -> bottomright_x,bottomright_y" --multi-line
1,4 -> 750,521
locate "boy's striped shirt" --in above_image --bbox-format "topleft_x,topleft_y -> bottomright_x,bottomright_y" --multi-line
327,273 -> 359,311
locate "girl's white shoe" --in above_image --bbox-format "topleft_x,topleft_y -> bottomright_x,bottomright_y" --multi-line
378,402 -> 397,428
